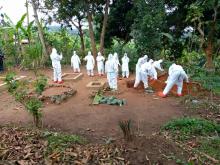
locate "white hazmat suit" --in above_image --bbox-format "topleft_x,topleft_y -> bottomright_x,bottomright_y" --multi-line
96,52 -> 105,76
134,55 -> 148,88
121,53 -> 130,78
139,59 -> 157,89
84,51 -> 95,76
161,63 -> 189,97
105,54 -> 118,90
153,59 -> 164,72
50,48 -> 63,83
113,52 -> 120,76
71,51 -> 81,72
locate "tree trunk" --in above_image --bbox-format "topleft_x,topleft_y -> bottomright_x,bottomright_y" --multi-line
99,0 -> 110,55
78,20 -> 85,57
87,11 -> 97,60
26,0 -> 30,45
30,0 -> 48,59
204,41 -> 214,70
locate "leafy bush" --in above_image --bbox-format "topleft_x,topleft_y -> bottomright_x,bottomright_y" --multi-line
4,72 -> 19,93
162,117 -> 220,139
43,131 -> 84,154
25,97 -> 42,127
35,75 -> 47,95
22,42 -> 43,69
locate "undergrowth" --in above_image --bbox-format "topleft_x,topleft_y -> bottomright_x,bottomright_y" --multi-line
162,117 -> 220,140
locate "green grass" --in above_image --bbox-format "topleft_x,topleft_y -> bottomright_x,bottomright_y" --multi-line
199,137 -> 220,161
43,131 -> 85,154
162,117 -> 220,140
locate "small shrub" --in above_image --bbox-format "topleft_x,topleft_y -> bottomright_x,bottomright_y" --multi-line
25,97 -> 42,127
35,75 -> 47,95
162,117 -> 220,140
43,131 -> 84,154
4,72 -> 19,93
119,119 -> 133,141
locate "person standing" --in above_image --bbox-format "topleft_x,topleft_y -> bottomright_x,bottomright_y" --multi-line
105,53 -> 118,91
71,51 -> 81,73
50,48 -> 63,84
121,53 -> 130,78
0,49 -> 4,72
96,52 -> 105,76
158,63 -> 189,97
84,51 -> 95,76
113,52 -> 120,76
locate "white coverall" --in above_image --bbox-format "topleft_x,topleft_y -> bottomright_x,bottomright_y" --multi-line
96,52 -> 105,75
153,59 -> 164,71
121,53 -> 130,78
84,51 -> 95,76
50,48 -> 63,82
163,64 -> 189,95
113,52 -> 121,76
71,51 -> 81,72
105,54 -> 118,90
139,59 -> 157,89
134,55 -> 148,88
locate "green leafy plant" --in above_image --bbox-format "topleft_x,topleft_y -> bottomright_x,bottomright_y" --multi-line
162,117 -> 220,140
25,97 -> 43,127
35,75 -> 47,95
43,131 -> 84,154
119,119 -> 133,141
4,72 -> 19,93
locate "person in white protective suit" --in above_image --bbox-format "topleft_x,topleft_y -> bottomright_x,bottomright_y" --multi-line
121,53 -> 130,78
139,59 -> 158,92
105,53 -> 118,90
84,51 -> 95,76
158,63 -> 189,97
71,51 -> 81,73
50,48 -> 63,84
134,55 -> 148,88
96,52 -> 105,76
113,52 -> 121,76
153,59 -> 164,72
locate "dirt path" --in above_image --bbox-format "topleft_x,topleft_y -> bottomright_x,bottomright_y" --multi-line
0,67 -> 184,141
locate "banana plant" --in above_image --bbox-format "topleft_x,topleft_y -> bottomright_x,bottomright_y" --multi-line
2,14 -> 27,58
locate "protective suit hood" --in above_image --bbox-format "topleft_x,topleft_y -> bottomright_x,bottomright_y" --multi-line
88,51 -> 92,56
153,59 -> 164,71
108,54 -> 113,60
51,48 -> 57,55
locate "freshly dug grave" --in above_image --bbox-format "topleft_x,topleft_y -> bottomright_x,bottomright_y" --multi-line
127,73 -> 203,96
40,85 -> 76,104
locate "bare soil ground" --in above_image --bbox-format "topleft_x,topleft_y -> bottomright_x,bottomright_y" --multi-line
0,66 -> 184,142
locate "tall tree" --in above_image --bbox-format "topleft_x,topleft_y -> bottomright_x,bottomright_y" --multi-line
44,0 -> 86,56
96,0 -> 135,48
131,0 -> 165,57
186,0 -> 220,70
30,0 -> 48,59
99,0 -> 110,54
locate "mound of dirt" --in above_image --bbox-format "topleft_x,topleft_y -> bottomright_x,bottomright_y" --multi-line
127,73 -> 203,96
42,86 -> 72,97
